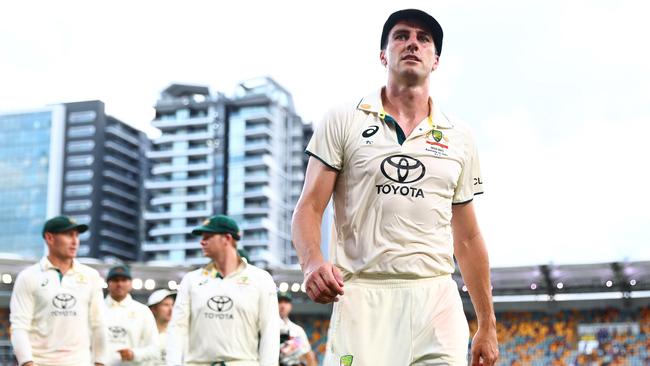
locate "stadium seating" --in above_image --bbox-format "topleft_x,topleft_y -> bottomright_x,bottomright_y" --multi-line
295,306 -> 650,365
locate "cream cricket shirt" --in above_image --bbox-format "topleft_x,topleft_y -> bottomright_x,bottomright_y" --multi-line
306,88 -> 484,279
105,294 -> 159,365
166,260 -> 279,366
10,257 -> 108,365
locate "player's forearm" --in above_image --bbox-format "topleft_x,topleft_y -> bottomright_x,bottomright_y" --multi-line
291,202 -> 325,271
455,233 -> 496,328
91,325 -> 108,365
11,328 -> 33,365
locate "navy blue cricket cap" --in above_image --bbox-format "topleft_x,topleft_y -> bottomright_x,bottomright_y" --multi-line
380,9 -> 444,56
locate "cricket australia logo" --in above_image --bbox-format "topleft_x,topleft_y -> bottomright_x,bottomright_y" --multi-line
376,155 -> 425,198
108,326 -> 128,340
205,295 -> 234,319
51,293 -> 78,316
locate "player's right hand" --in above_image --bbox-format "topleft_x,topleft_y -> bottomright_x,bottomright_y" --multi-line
303,261 -> 344,304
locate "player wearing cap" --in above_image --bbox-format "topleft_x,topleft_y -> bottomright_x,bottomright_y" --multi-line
147,289 -> 177,365
292,8 -> 498,366
9,215 -> 108,366
166,215 -> 279,366
277,292 -> 316,366
104,265 -> 159,365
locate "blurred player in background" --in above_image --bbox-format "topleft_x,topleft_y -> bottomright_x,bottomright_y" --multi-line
104,265 -> 159,365
167,215 -> 279,366
278,292 -> 316,366
147,289 -> 176,365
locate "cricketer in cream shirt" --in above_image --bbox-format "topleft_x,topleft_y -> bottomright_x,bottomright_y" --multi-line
166,260 -> 279,366
305,88 -> 484,279
105,294 -> 159,365
10,257 -> 108,365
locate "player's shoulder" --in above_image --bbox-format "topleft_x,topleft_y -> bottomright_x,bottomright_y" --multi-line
181,267 -> 206,281
243,263 -> 275,287
73,260 -> 101,277
14,262 -> 42,286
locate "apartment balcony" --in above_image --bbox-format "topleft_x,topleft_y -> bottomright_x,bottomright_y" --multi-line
291,172 -> 304,181
105,125 -> 140,146
245,112 -> 273,125
243,155 -> 271,169
151,162 -> 212,175
103,156 -> 139,174
243,186 -> 271,200
244,174 -> 269,184
153,131 -> 213,144
99,229 -> 138,246
242,206 -> 269,215
239,217 -> 271,231
239,238 -> 269,247
244,142 -> 272,154
105,140 -> 140,160
146,147 -> 212,160
143,209 -> 211,221
101,199 -> 137,216
151,116 -> 212,130
100,213 -> 137,231
141,241 -> 201,252
103,170 -> 138,188
244,126 -> 273,138
144,177 -> 211,190
150,193 -> 211,206
148,225 -> 195,237
101,184 -> 138,202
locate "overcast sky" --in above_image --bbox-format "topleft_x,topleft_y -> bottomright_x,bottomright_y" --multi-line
1,1 -> 649,267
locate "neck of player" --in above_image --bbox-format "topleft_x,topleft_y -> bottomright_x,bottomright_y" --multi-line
382,81 -> 430,136
47,254 -> 74,275
209,247 -> 240,277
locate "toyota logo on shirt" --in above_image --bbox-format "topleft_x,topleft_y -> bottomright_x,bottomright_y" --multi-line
380,155 -> 426,184
52,293 -> 77,310
108,326 -> 128,340
207,296 -> 234,313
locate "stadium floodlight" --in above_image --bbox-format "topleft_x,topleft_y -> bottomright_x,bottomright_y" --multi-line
144,279 -> 156,290
132,278 -> 143,290
556,282 -> 564,289
462,285 -> 468,292
530,283 -> 537,290
1,274 -> 12,284
606,280 -> 613,288
291,283 -> 301,292
168,280 -> 178,290
630,279 -> 637,286
102,281 -> 108,289
279,282 -> 289,292
300,283 -> 306,293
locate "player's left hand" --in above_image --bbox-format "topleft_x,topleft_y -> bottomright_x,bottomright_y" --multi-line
118,349 -> 134,361
470,325 -> 498,366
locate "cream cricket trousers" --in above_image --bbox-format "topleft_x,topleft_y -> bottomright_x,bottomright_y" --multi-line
323,275 -> 470,366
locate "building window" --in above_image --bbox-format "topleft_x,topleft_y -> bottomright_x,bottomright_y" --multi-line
66,155 -> 94,167
68,125 -> 96,138
65,184 -> 93,197
64,199 -> 92,211
66,170 -> 93,182
67,140 -> 95,152
69,110 -> 97,124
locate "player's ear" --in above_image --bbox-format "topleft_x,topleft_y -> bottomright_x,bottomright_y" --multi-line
380,50 -> 387,67
431,54 -> 439,72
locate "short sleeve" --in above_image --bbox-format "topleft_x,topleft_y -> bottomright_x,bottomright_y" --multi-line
305,108 -> 346,171
452,130 -> 484,204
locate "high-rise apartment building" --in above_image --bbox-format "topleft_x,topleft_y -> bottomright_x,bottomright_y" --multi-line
143,78 -> 306,267
0,101 -> 147,261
